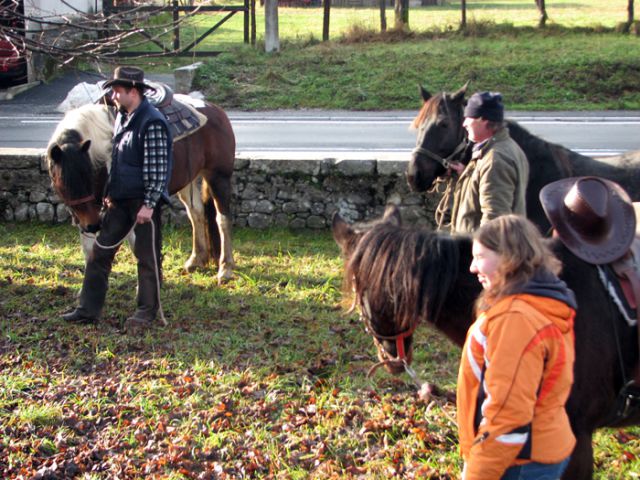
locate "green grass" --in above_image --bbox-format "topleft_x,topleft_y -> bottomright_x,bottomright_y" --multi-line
152,0 -> 633,47
111,0 -> 640,111
192,32 -> 640,110
0,222 -> 639,478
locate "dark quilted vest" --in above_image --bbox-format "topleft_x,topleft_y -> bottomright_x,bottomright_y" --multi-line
108,98 -> 173,202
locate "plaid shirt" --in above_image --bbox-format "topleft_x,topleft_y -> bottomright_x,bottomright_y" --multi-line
142,121 -> 170,209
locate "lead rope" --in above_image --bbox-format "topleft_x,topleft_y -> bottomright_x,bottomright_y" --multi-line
432,176 -> 455,231
92,220 -> 168,326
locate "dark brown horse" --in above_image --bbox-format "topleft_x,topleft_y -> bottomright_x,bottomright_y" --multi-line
405,84 -> 640,232
47,101 -> 235,282
332,205 -> 640,480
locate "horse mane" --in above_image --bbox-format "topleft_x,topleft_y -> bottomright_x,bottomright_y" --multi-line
411,92 -> 445,130
505,120 -> 577,177
346,223 -> 461,333
47,104 -> 114,171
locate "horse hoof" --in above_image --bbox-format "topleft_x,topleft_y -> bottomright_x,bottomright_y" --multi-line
217,269 -> 235,285
184,256 -> 208,273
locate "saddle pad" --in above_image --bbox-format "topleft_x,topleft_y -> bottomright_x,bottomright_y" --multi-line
158,99 -> 207,142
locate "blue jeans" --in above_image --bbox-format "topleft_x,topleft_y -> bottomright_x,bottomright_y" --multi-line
501,457 -> 570,480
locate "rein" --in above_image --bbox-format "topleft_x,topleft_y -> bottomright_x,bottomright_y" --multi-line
82,218 -> 168,327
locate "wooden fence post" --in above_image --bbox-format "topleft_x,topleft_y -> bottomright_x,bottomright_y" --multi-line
323,0 -> 331,41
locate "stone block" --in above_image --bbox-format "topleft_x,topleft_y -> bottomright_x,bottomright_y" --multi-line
174,62 -> 204,94
334,159 -> 375,176
36,202 -> 55,222
30,190 -> 47,203
247,213 -> 272,229
14,204 -> 28,221
56,203 -> 70,223
306,215 -> 326,229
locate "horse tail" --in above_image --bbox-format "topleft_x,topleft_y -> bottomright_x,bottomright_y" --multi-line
201,178 -> 222,265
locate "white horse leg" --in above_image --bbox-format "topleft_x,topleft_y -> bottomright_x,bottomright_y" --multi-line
79,229 -> 135,264
80,230 -> 96,263
215,209 -> 235,284
177,179 -> 210,272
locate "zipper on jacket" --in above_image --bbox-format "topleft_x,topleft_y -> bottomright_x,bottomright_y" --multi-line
472,431 -> 489,446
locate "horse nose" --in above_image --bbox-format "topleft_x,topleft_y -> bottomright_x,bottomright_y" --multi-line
406,166 -> 420,192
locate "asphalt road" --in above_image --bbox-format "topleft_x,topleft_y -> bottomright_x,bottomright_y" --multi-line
1,70 -> 639,157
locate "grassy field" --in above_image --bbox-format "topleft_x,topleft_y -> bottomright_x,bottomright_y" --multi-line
117,0 -> 640,111
1,222 -> 639,478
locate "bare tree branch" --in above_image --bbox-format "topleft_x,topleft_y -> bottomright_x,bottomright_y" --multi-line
0,1 -> 207,67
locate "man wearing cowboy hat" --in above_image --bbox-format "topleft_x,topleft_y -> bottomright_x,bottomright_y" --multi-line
62,66 -> 173,332
450,91 -> 529,234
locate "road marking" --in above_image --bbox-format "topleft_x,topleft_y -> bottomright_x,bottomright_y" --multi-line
237,147 -> 624,157
5,116 -> 640,126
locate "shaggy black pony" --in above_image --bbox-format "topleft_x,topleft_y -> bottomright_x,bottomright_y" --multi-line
333,205 -> 640,480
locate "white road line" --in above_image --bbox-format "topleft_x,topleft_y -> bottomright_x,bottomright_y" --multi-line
237,147 -> 624,156
5,116 -> 640,126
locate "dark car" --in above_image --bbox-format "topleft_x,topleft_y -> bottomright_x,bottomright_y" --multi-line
0,37 -> 27,87
1,0 -> 27,88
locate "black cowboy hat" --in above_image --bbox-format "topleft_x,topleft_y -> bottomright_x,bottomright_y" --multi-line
540,176 -> 636,265
103,66 -> 156,91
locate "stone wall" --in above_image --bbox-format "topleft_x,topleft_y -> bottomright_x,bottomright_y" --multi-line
0,148 -> 440,229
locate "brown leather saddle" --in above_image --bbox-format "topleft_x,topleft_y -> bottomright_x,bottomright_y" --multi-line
145,81 -> 207,142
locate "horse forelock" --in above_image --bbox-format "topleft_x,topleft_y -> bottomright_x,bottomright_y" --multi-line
54,135 -> 95,200
347,224 -> 460,333
48,104 -> 114,171
411,92 -> 445,130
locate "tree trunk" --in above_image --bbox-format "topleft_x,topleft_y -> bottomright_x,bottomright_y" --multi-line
394,0 -> 408,29
380,0 -> 387,32
264,0 -> 279,53
536,0 -> 548,27
460,0 -> 466,29
629,0 -> 635,26
323,0 -> 331,41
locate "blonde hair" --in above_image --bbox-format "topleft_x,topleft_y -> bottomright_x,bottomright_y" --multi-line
473,215 -> 562,308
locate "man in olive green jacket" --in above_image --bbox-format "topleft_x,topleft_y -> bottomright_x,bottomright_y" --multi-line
450,92 -> 529,234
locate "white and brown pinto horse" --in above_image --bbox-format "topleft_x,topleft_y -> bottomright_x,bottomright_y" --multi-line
47,100 -> 235,282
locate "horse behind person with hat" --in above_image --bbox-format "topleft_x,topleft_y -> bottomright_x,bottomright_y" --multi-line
541,176 -> 640,420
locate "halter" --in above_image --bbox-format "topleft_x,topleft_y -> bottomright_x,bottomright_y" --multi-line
358,294 -> 417,378
65,194 -> 96,207
411,139 -> 468,171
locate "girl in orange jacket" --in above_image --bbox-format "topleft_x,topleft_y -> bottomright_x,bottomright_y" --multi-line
458,215 -> 577,480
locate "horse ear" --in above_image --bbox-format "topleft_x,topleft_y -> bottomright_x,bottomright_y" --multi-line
419,85 -> 432,103
332,212 -> 355,250
81,139 -> 92,153
382,204 -> 402,226
451,81 -> 470,102
50,145 -> 63,164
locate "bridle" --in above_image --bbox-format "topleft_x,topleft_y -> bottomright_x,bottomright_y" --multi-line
65,194 -> 96,207
411,139 -> 468,171
358,293 -> 418,380
411,102 -> 470,230
411,98 -> 469,172
65,194 -> 102,234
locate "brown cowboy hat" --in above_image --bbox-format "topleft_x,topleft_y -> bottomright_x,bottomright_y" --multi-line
540,176 -> 636,265
103,66 -> 156,91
